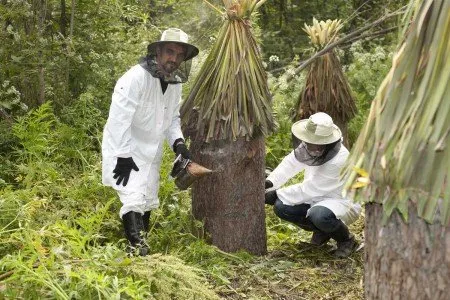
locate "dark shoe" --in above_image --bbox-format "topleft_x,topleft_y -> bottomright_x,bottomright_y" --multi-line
334,234 -> 358,258
122,211 -> 149,256
328,221 -> 357,258
310,231 -> 331,246
142,211 -> 151,232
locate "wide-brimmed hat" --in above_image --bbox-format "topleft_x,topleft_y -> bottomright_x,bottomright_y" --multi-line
291,112 -> 342,145
147,28 -> 199,61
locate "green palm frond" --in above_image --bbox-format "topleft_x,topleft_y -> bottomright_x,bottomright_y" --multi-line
343,0 -> 450,225
181,0 -> 273,142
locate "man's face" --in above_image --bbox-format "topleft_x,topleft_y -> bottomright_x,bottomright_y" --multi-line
156,43 -> 186,76
302,141 -> 326,157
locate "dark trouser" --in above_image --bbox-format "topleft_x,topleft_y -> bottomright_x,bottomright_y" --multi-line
273,199 -> 349,240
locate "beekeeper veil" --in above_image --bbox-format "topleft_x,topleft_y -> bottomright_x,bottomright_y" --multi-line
291,112 -> 342,166
141,28 -> 199,84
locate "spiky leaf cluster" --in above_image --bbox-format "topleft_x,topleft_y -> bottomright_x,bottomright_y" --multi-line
295,18 -> 356,133
343,0 -> 450,225
303,18 -> 343,48
181,0 -> 273,142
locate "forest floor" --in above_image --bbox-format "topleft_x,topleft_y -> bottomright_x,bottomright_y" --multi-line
208,213 -> 365,300
0,147 -> 365,299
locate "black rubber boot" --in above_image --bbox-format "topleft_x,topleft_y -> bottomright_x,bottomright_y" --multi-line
142,211 -> 151,232
329,222 -> 357,258
122,211 -> 149,256
310,231 -> 331,246
293,215 -> 318,232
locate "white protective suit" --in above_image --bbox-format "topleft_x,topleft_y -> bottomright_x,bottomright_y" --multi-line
102,64 -> 184,215
266,145 -> 361,225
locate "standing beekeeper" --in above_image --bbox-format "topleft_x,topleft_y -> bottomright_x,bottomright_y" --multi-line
265,112 -> 361,258
102,28 -> 199,256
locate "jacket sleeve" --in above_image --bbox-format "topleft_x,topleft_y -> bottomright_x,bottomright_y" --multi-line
165,88 -> 184,147
277,161 -> 344,205
266,151 -> 306,188
104,70 -> 141,158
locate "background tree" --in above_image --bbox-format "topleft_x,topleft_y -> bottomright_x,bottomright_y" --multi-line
180,0 -> 274,255
257,0 -> 407,69
343,0 -> 450,298
294,18 -> 357,146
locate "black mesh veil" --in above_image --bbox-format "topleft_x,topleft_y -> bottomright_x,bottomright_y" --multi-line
139,54 -> 192,84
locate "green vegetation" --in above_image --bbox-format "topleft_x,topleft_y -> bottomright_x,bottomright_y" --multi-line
181,0 -> 274,141
0,0 -> 408,298
344,0 -> 450,224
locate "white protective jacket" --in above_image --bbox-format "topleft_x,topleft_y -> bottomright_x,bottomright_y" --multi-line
266,145 -> 361,225
102,64 -> 183,198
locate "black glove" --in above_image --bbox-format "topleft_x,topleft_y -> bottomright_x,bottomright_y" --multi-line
265,180 -> 274,189
113,157 -> 139,186
173,138 -> 191,160
265,189 -> 278,205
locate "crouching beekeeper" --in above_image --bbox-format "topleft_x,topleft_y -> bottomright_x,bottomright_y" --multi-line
101,28 -> 199,256
265,112 -> 361,258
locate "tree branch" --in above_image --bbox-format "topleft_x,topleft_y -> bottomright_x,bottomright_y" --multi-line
202,0 -> 223,15
273,6 -> 407,89
0,263 -> 40,281
268,25 -> 398,75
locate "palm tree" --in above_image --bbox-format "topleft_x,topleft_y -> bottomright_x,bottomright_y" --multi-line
294,19 -> 357,146
180,0 -> 274,255
343,0 -> 450,298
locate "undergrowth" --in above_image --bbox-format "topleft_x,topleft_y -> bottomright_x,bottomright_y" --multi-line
0,77 -> 365,299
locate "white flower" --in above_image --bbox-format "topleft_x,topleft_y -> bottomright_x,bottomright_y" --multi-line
269,55 -> 279,62
286,68 -> 296,76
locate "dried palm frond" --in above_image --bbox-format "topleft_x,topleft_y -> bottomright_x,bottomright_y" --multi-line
343,0 -> 450,225
294,18 -> 356,143
181,0 -> 274,142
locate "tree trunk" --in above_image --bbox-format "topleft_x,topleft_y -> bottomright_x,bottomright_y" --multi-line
333,119 -> 349,148
60,0 -> 67,37
38,62 -> 45,104
69,0 -> 75,37
189,136 -> 267,255
365,202 -> 450,299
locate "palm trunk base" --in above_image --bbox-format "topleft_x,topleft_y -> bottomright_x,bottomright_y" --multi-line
365,202 -> 450,299
189,136 -> 267,255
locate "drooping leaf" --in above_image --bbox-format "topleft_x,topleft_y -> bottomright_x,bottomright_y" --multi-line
294,18 -> 357,144
181,0 -> 274,142
343,0 -> 450,225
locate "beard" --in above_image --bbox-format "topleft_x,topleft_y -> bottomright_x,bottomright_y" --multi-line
162,62 -> 178,74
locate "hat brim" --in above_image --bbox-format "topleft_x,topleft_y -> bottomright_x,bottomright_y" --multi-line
147,41 -> 199,61
291,119 -> 342,145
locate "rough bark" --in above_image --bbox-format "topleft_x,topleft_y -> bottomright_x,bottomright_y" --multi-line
334,119 -> 349,147
189,136 -> 267,255
365,202 -> 450,300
